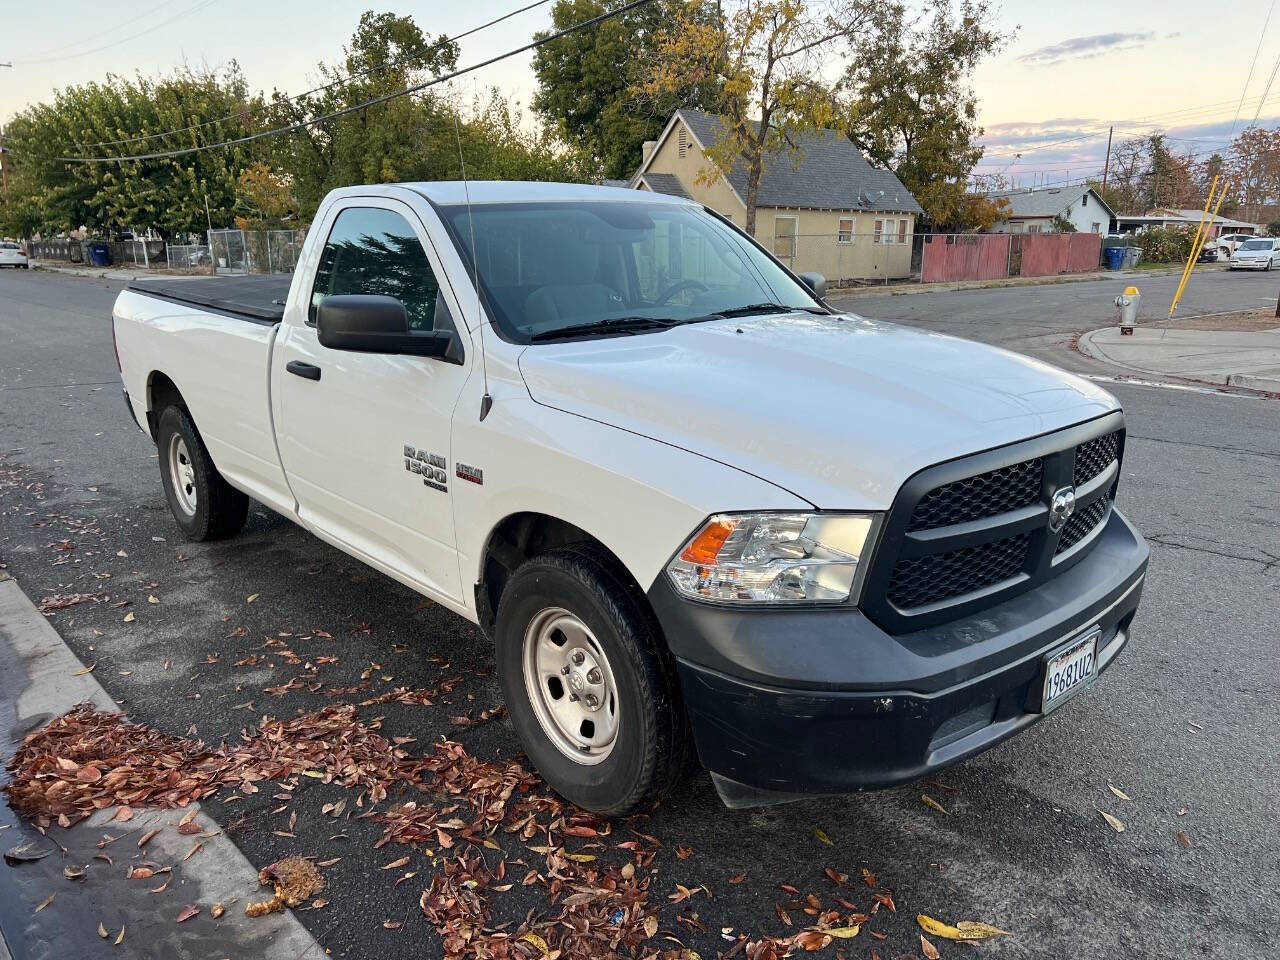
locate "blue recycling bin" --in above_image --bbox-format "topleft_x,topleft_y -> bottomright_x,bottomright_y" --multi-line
1104,246 -> 1125,271
87,242 -> 112,267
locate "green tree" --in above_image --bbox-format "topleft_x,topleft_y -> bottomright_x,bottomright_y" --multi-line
263,11 -> 461,216
1268,219 -> 1280,237
842,0 -> 1008,226
532,0 -> 721,180
1,64 -> 260,237
643,0 -> 872,234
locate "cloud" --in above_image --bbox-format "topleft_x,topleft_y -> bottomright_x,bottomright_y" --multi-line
1018,32 -> 1155,66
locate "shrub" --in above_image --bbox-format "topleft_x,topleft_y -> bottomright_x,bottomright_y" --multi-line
1136,226 -> 1196,263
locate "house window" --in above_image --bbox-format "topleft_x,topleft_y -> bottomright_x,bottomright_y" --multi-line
1091,222 -> 1102,233
1082,194 -> 1088,206
838,217 -> 854,244
875,218 -> 906,244
1027,224 -> 1042,233
678,127 -> 688,159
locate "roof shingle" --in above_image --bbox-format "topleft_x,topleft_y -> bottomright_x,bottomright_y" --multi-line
672,109 -> 922,214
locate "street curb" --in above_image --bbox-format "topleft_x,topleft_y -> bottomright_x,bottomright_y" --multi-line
0,578 -> 325,960
32,264 -> 151,282
1076,328 -> 1280,396
1226,371 -> 1280,392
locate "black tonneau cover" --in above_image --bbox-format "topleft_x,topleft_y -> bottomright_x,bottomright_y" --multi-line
128,274 -> 294,324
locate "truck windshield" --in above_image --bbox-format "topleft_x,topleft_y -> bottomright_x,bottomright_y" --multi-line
439,201 -> 823,342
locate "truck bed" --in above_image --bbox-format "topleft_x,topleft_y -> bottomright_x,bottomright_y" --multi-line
128,274 -> 294,324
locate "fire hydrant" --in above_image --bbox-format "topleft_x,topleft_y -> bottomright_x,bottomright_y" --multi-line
1114,286 -> 1140,335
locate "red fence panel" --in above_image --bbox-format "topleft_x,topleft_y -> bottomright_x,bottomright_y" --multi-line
1067,233 -> 1102,272
920,234 -> 1010,283
1017,234 -> 1069,277
1015,233 -> 1102,277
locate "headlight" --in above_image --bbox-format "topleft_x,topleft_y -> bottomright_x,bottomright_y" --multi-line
666,512 -> 879,604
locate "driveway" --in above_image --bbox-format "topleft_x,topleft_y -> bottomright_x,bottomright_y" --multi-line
2,269 -> 1278,958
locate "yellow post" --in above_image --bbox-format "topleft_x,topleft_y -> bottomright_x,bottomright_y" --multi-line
1171,182 -> 1231,319
1169,176 -> 1217,318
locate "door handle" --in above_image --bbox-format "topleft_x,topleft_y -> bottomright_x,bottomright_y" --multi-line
286,361 -> 321,381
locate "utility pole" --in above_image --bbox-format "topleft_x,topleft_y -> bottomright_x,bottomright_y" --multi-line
1101,125 -> 1113,193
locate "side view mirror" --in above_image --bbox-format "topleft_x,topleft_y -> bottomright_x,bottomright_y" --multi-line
316,295 -> 462,363
797,272 -> 827,300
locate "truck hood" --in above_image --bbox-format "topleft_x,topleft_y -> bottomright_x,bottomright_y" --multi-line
517,312 -> 1119,509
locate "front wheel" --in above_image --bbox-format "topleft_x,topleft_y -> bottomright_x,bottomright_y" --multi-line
495,548 -> 690,815
156,405 -> 248,541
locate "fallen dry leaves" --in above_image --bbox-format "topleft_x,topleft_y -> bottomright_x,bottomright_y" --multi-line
2,701 -> 1014,959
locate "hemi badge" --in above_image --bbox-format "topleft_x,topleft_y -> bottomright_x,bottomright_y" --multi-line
455,463 -> 484,485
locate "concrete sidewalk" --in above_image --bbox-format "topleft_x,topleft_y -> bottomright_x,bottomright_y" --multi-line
32,262 -> 199,282
1079,325 -> 1280,393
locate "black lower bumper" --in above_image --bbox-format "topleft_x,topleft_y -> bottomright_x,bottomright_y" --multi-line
649,509 -> 1148,802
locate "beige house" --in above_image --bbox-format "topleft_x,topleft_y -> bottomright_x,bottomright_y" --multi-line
629,109 -> 922,282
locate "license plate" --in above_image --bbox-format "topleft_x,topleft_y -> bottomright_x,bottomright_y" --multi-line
1041,628 -> 1100,711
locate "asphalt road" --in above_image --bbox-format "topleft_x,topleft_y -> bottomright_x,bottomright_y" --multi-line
2,268 -> 1278,958
830,266 -> 1280,379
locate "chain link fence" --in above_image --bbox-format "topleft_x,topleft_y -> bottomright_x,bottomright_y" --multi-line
210,228 -> 306,275
775,231 -> 917,287
166,244 -> 212,271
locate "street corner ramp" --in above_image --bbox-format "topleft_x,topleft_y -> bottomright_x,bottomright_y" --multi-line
0,579 -> 324,960
1078,326 -> 1280,391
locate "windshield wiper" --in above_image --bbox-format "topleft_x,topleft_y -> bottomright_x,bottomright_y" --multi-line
528,316 -> 681,342
692,302 -> 829,321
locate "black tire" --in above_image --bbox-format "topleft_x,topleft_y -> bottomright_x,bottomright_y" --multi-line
155,405 -> 248,541
495,547 -> 691,815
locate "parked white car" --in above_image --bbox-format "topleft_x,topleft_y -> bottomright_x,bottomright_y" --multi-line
111,182 -> 1149,814
1229,236 -> 1280,270
1215,233 -> 1256,260
0,241 -> 28,268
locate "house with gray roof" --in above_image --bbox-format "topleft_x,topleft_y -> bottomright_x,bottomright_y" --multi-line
630,108 -> 923,281
984,185 -> 1115,234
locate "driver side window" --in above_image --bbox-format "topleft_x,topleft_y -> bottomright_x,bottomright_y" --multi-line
309,206 -> 440,331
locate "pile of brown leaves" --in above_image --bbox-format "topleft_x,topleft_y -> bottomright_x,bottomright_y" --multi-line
4,704 -> 913,960
4,706 -> 226,823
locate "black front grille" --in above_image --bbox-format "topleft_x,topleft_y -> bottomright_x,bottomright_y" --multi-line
861,416 -> 1126,633
908,458 -> 1043,531
1056,496 -> 1111,554
887,532 -> 1030,608
1074,430 -> 1120,485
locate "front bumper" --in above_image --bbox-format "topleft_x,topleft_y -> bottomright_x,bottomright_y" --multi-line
1230,260 -> 1270,269
649,508 -> 1148,803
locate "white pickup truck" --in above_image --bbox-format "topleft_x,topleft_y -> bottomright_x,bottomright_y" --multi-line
113,182 -> 1148,813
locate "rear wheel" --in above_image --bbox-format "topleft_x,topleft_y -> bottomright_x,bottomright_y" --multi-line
156,406 -> 248,541
495,547 -> 690,815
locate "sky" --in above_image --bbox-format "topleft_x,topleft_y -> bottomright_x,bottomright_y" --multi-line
3,0 -> 1278,188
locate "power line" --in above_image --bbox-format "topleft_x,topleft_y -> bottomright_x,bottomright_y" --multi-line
14,0 -> 216,66
1231,0 -> 1276,137
58,0 -> 653,164
15,1 -> 173,60
77,0 -> 554,151
980,90 -> 1280,163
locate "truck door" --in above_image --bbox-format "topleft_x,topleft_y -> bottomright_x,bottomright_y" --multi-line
271,197 -> 472,604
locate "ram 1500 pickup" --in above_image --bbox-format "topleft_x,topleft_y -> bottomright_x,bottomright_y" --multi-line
113,182 -> 1149,814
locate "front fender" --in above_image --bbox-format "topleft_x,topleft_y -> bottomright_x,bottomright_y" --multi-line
450,396 -> 812,599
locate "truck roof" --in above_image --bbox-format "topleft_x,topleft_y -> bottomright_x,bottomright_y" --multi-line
397,181 -> 696,207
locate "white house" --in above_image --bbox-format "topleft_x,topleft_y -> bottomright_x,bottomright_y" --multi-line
985,186 -> 1116,234
1114,208 -> 1260,238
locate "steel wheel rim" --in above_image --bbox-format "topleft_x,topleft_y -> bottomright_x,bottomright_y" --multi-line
521,606 -> 620,765
168,433 -> 198,517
